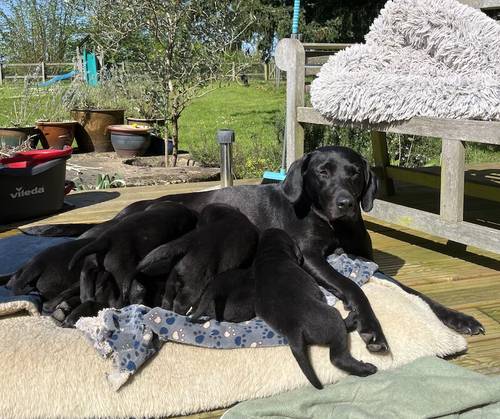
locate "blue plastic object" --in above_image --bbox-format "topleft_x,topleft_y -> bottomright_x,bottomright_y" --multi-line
85,50 -> 99,86
38,70 -> 78,87
292,0 -> 301,35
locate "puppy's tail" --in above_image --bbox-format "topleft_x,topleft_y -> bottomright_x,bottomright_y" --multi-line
68,238 -> 110,271
289,335 -> 323,390
137,235 -> 191,277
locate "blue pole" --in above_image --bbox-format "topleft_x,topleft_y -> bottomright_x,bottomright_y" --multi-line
291,0 -> 300,38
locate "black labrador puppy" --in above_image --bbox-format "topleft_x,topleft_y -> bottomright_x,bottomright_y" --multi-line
189,267 -> 255,323
3,214 -> 127,303
254,228 -> 377,389
68,201 -> 198,307
5,238 -> 95,300
137,203 -> 259,315
24,146 -> 484,347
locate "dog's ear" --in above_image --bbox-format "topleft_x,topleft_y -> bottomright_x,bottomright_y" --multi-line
281,153 -> 312,203
361,160 -> 378,212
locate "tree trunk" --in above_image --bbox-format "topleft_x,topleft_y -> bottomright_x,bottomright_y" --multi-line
164,127 -> 170,167
171,115 -> 179,167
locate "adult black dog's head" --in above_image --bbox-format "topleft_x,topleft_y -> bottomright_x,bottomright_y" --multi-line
282,146 -> 377,222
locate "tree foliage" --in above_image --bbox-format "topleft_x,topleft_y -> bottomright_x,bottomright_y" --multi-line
0,0 -> 80,63
88,0 -> 255,165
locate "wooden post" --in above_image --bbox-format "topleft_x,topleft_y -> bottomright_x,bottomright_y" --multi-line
231,62 -> 236,82
41,62 -> 46,82
263,63 -> 269,81
440,139 -> 465,223
371,131 -> 395,196
0,63 -> 3,86
275,38 -> 305,168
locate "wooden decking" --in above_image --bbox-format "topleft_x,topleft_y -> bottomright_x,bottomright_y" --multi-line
2,179 -> 499,417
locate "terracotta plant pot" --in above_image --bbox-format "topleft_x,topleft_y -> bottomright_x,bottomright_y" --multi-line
36,121 -> 77,149
108,124 -> 151,157
71,109 -> 125,152
0,127 -> 38,148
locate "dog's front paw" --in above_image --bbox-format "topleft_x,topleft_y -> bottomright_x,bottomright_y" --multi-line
439,308 -> 485,335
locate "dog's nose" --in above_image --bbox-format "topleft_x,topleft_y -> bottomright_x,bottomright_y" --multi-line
336,197 -> 353,210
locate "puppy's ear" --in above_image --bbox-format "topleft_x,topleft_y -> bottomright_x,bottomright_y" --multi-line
361,160 -> 378,212
281,153 -> 312,203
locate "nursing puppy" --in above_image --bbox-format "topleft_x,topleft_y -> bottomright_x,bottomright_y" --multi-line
6,238 -> 95,300
137,203 -> 259,315
255,229 -> 377,389
189,268 -> 255,323
69,201 -> 198,306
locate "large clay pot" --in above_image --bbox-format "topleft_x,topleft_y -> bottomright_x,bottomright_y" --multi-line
71,109 -> 124,152
36,121 -> 77,149
109,124 -> 151,157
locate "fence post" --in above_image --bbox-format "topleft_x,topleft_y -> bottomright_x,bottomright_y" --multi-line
263,63 -> 269,81
231,62 -> 236,82
41,62 -> 46,82
275,38 -> 305,169
0,63 -> 3,86
440,139 -> 465,223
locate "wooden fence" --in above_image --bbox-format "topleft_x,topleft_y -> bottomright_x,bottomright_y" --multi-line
0,62 -> 75,85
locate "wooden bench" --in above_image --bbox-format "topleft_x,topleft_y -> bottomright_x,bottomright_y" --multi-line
275,2 -> 500,255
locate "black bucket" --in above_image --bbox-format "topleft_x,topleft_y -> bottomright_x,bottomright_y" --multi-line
0,158 -> 68,223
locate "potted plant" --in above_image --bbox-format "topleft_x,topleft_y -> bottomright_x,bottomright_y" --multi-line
0,83 -> 40,149
108,124 -> 152,157
122,74 -> 170,156
35,88 -> 78,149
63,78 -> 125,152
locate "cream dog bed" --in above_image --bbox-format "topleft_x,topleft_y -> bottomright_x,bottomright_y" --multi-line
0,277 -> 466,419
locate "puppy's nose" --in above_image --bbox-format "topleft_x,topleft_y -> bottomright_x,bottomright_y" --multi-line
336,197 -> 353,210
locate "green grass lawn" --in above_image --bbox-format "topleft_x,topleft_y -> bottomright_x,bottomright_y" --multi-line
1,81 -> 497,178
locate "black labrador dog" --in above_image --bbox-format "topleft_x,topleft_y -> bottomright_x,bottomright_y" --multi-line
137,203 -> 259,315
189,267 -> 255,323
69,201 -> 198,307
24,146 -> 484,348
255,228 -> 377,389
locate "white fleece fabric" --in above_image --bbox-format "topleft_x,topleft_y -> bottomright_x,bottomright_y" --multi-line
310,0 -> 500,123
0,278 -> 466,419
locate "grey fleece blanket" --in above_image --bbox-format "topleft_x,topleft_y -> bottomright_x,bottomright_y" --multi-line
311,0 -> 500,123
223,356 -> 500,418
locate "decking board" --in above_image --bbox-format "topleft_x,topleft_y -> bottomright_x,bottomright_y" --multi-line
1,179 -> 499,417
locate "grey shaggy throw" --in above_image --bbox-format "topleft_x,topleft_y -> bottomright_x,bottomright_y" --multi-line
310,0 -> 500,124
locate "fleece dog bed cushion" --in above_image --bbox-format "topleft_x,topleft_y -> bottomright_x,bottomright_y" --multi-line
0,277 -> 466,419
310,0 -> 500,123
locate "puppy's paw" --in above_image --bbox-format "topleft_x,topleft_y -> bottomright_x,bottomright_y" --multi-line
357,362 -> 377,377
51,308 -> 67,323
439,308 -> 485,335
357,314 -> 389,353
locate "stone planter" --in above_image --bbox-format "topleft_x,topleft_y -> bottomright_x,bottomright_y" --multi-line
36,121 -> 77,149
71,109 -> 125,152
108,124 -> 151,158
